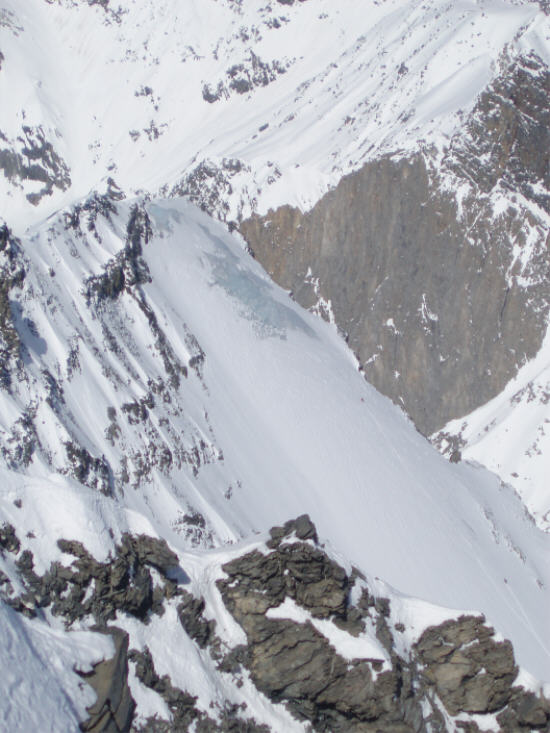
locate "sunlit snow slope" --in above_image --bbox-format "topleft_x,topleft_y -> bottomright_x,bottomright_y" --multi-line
0,197 -> 548,682
0,0 -> 548,231
2,0 -> 550,527
437,330 -> 550,531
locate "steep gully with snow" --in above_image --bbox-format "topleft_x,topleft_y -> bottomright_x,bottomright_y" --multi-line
0,0 -> 550,731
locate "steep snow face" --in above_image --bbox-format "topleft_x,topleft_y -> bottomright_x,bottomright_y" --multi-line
3,0 -> 549,521
0,198 -> 549,681
0,0 -> 548,232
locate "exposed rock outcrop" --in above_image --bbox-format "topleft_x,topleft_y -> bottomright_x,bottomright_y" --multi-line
216,518 -> 423,731
79,627 -> 135,733
129,646 -> 270,732
415,616 -> 517,716
0,201 -> 221,501
0,223 -> 26,390
0,125 -> 71,205
416,615 -> 550,731
0,521 -> 20,554
241,54 -> 550,435
215,516 -> 550,732
2,519 -> 549,732
129,646 -> 204,731
202,52 -> 290,103
177,590 -> 216,649
84,203 -> 153,303
2,532 -> 180,625
167,158 -> 249,227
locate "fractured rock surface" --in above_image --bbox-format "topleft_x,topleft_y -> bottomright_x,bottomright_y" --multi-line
2,517 -> 549,732
215,517 -> 550,732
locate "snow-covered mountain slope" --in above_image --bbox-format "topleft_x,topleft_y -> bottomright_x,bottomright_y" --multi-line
0,196 -> 549,690
3,0 -> 550,529
1,1 -> 550,727
435,330 -> 550,532
1,0 -> 548,233
0,599 -> 114,732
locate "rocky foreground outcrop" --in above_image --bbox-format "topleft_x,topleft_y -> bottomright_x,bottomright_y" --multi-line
1,516 -> 549,731
214,517 -> 550,732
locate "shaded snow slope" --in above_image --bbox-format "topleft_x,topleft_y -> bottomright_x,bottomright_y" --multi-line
0,197 -> 548,682
0,600 -> 113,732
0,0 -> 548,232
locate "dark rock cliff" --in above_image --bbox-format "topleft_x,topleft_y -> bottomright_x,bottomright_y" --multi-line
241,54 -> 550,435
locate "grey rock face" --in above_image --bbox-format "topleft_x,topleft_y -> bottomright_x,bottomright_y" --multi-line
84,202 -> 153,304
220,531 -> 349,622
0,522 -> 20,554
266,514 -> 318,546
202,52 -> 290,104
177,590 -> 216,649
216,517 -> 550,732
497,688 -> 550,731
445,53 -> 550,213
217,518 -> 423,731
2,518 -> 550,731
167,158 -> 249,228
416,615 -> 550,731
241,54 -> 550,435
129,646 -> 203,731
64,441 -> 113,496
79,627 -> 135,733
1,532 -> 180,624
79,0 -> 125,24
0,224 -> 26,390
415,616 -> 517,716
129,645 -> 270,732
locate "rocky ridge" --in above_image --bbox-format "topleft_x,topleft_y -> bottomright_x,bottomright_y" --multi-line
214,517 -> 550,732
0,198 -> 222,539
3,0 -> 547,234
1,515 -> 548,732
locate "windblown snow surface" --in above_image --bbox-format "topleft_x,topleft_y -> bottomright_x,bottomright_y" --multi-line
0,198 -> 549,729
